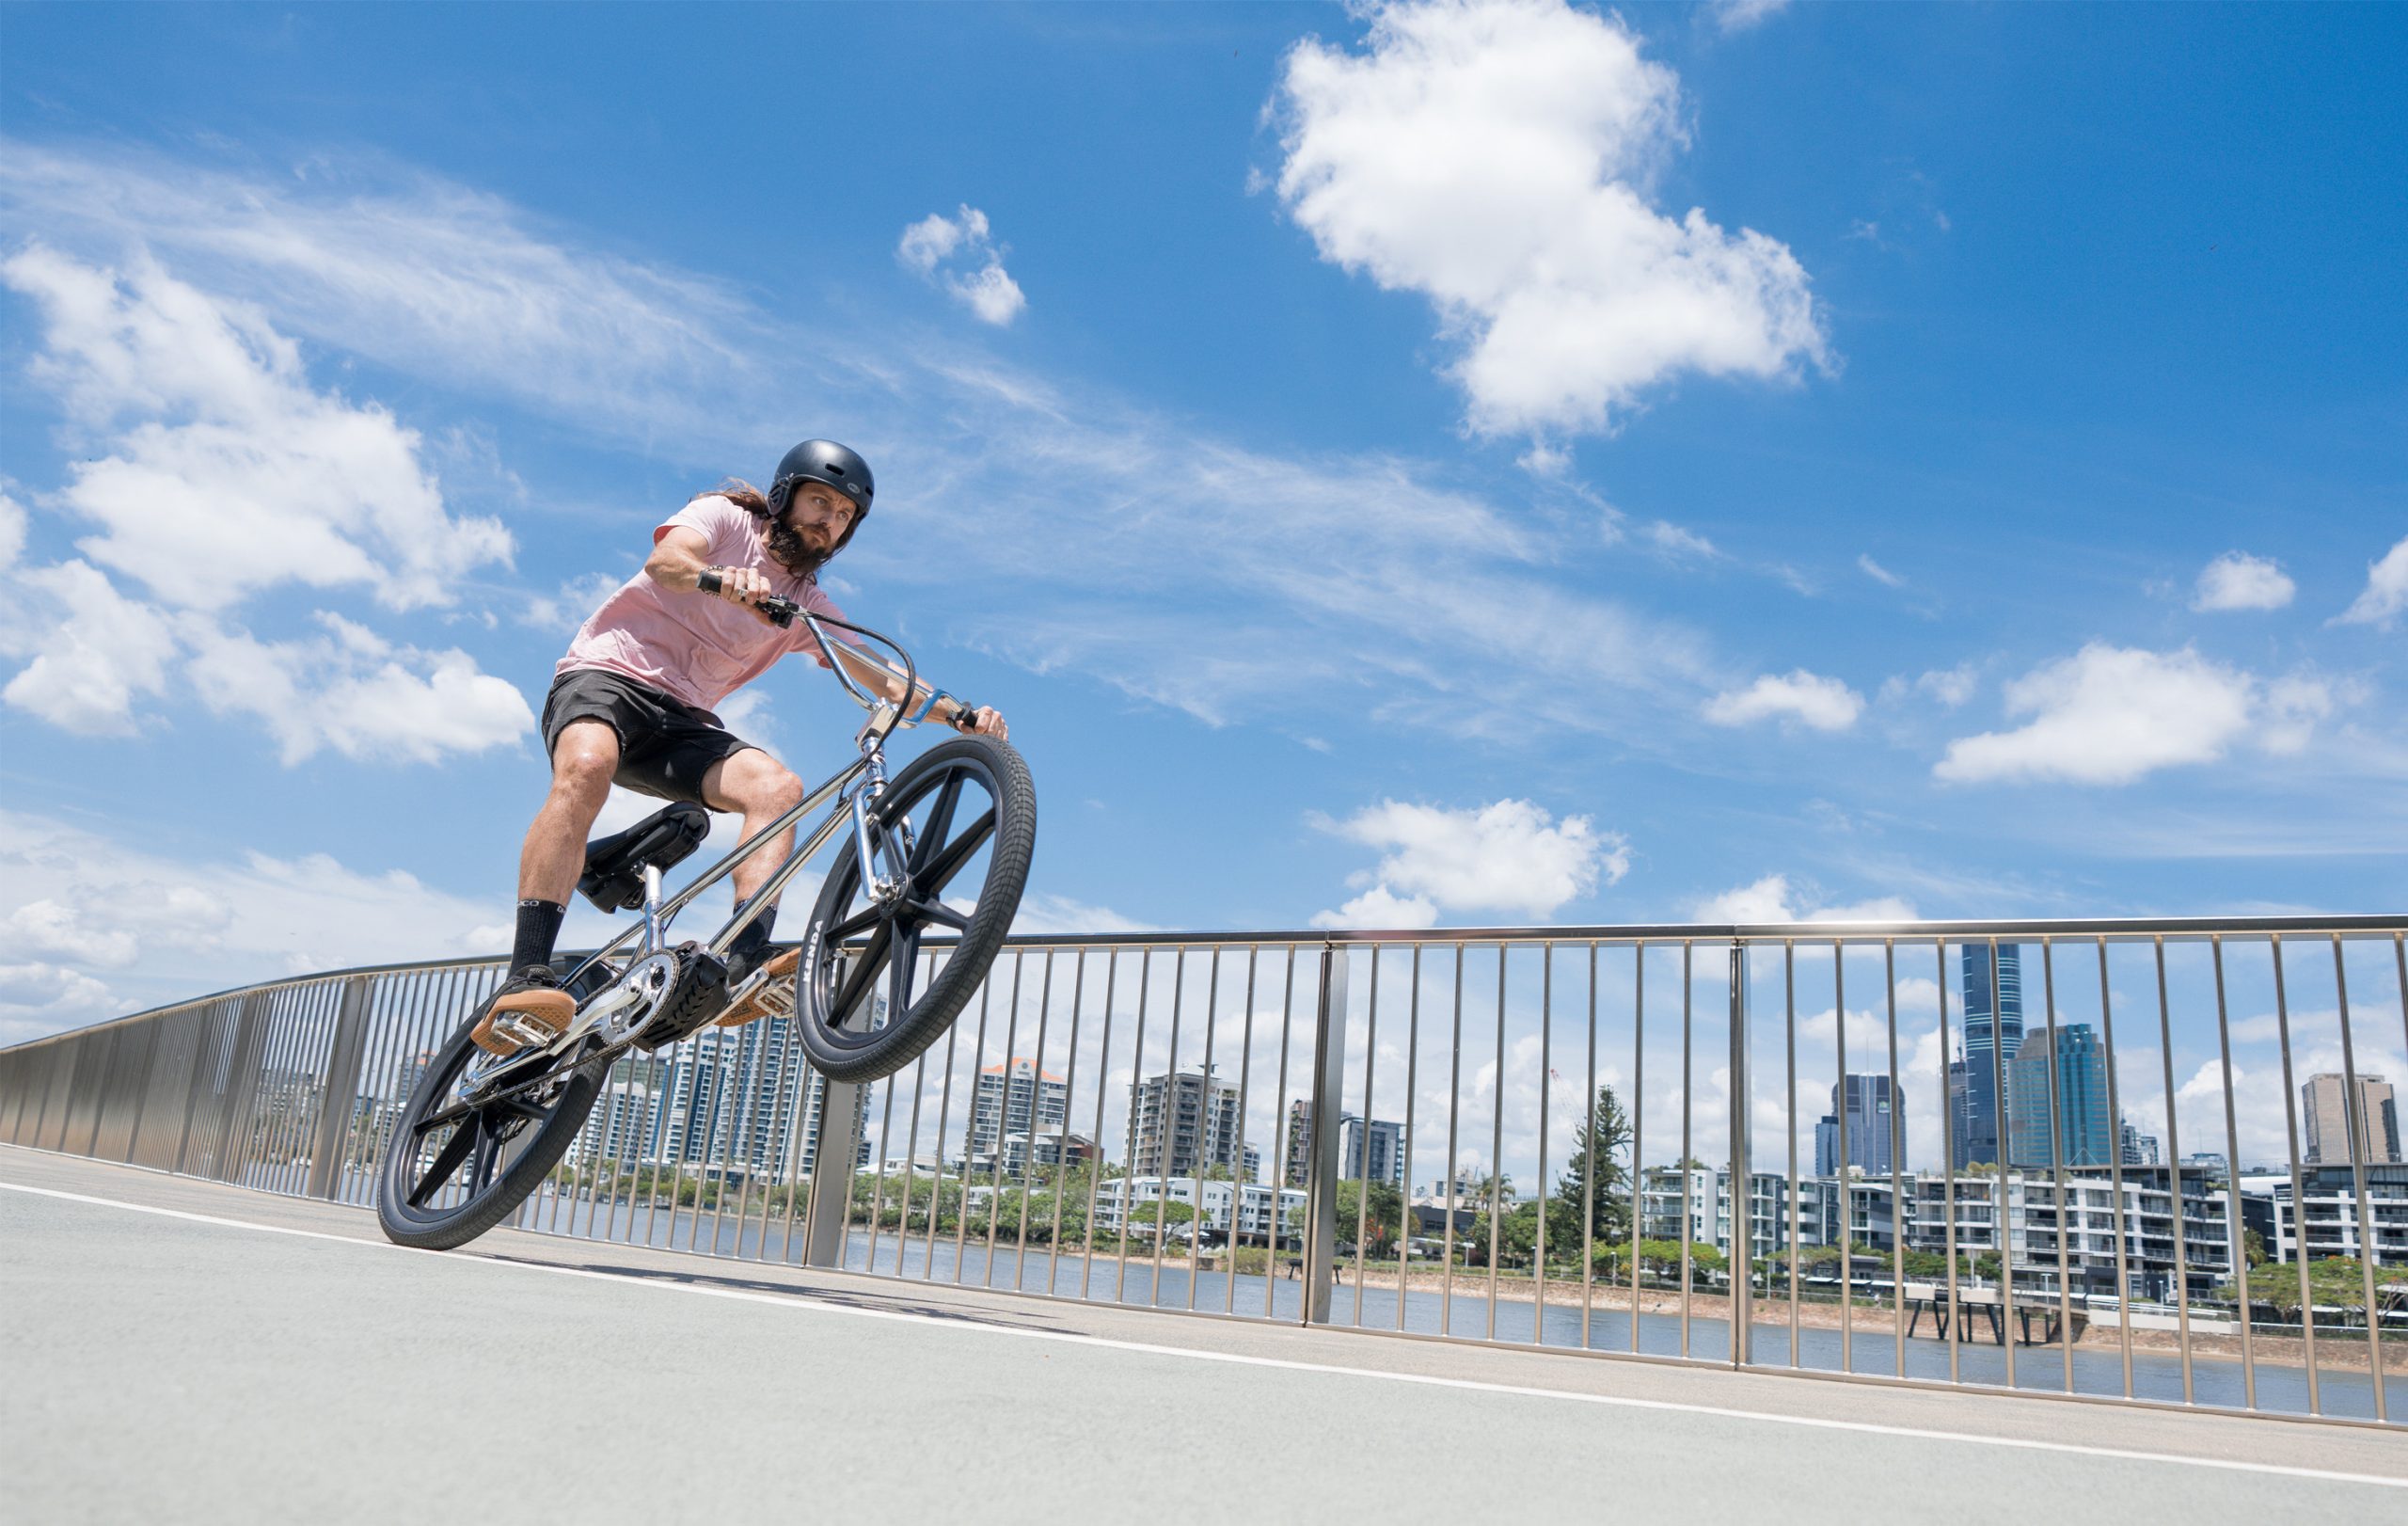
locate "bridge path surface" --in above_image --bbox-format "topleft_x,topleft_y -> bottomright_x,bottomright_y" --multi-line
5,1144 -> 2404,1523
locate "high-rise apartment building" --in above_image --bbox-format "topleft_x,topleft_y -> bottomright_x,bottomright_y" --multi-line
1283,1101 -> 1406,1187
2120,1119 -> 2162,1167
1127,1066 -> 1244,1180
655,1018 -> 860,1178
2302,1073 -> 2401,1165
1340,1115 -> 1409,1187
2005,1023 -> 2115,1168
1814,1073 -> 1898,1177
968,1057 -> 1068,1165
1951,944 -> 2023,1167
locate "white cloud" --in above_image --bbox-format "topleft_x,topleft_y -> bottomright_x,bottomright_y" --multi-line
1007,894 -> 1163,937
1269,0 -> 1827,437
0,139 -> 771,448
1646,519 -> 1721,560
1,245 -> 513,612
1709,0 -> 1792,33
515,569 -> 628,634
1934,644 -> 2335,786
0,488 -> 25,569
897,205 -> 1027,326
0,247 -> 533,765
1312,884 -> 1440,930
2190,550 -> 2294,612
1856,553 -> 1903,588
2336,533 -> 2408,630
0,961 -> 121,1045
1315,798 -> 1624,925
2,140 -> 1729,750
1913,664 -> 1976,707
1691,873 -> 1916,925
181,612 -> 532,766
1,559 -> 179,735
0,807 -> 515,1043
1703,668 -> 1864,731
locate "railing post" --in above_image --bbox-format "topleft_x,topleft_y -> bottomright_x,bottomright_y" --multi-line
308,978 -> 375,1200
1728,941 -> 1751,1368
802,1073 -> 866,1269
1301,944 -> 1349,1325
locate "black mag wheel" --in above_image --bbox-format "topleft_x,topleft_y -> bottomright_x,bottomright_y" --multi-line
795,733 -> 1036,1083
375,1007 -> 605,1250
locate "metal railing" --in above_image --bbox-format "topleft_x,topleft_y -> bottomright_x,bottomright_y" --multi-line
5,915 -> 2404,1429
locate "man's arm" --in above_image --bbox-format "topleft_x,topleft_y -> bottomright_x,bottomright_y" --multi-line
645,525 -> 778,624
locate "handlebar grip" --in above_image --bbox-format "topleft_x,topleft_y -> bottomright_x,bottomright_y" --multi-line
950,702 -> 982,733
758,594 -> 799,628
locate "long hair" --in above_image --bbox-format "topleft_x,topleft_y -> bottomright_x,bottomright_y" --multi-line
690,478 -> 772,517
689,477 -> 822,579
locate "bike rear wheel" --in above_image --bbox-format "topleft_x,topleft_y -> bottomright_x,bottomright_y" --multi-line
375,1005 -> 605,1250
794,734 -> 1035,1082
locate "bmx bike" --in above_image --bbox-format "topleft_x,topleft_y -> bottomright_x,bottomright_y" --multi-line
375,596 -> 1035,1249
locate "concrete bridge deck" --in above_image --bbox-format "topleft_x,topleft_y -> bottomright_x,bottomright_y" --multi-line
4,1144 -> 2403,1524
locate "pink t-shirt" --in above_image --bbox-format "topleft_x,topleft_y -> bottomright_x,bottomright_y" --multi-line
557,495 -> 851,714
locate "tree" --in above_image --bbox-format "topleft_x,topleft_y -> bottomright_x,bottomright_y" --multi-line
1335,1180 -> 1406,1259
1549,1084 -> 1632,1257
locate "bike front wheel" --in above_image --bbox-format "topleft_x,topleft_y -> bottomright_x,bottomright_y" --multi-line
795,734 -> 1036,1082
375,1003 -> 605,1250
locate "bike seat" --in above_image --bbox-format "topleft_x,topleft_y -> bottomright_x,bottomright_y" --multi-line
578,803 -> 710,913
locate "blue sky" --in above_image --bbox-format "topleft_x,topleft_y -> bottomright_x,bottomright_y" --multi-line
3,0 -> 2404,1051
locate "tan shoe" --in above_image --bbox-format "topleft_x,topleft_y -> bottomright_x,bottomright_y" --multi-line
716,947 -> 800,1028
469,967 -> 576,1055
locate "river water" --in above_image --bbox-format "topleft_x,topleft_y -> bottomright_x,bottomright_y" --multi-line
505,1184 -> 2401,1423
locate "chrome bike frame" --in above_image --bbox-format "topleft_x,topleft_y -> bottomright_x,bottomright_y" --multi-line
486,605 -> 977,1071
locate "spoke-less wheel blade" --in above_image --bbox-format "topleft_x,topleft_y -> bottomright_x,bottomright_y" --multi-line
408,1124 -> 478,1208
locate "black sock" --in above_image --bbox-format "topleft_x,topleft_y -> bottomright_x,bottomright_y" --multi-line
512,898 -> 566,974
730,902 -> 777,968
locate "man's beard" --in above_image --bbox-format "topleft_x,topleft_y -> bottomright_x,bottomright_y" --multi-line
765,515 -> 827,577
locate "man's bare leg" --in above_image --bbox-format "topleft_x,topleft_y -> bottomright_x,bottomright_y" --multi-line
703,747 -> 806,1025
519,721 -> 622,904
703,746 -> 806,914
473,722 -> 622,1054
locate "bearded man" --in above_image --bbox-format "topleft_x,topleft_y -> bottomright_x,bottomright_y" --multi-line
473,439 -> 1006,1053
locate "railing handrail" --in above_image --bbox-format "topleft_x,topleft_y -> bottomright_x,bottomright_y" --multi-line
6,910 -> 2403,1430
4,912 -> 2401,1057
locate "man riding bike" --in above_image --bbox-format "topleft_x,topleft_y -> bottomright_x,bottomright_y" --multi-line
474,438 -> 1007,1056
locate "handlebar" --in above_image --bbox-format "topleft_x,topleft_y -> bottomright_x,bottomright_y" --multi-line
754,594 -> 981,734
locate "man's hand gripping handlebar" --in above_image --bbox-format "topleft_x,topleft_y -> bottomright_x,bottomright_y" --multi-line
756,594 -> 1000,738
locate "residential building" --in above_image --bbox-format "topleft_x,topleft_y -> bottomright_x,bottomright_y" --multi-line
2120,1119 -> 2162,1167
578,1079 -> 659,1166
1287,1104 -> 1408,1187
2005,1024 -> 2115,1168
2019,1168 -> 2238,1298
1951,944 -> 2023,1167
1339,1115 -> 1409,1187
1814,1074 -> 1898,1177
2301,1073 -> 2401,1166
1127,1066 -> 1244,1180
2181,1151 -> 2228,1179
1090,1175 -> 1305,1244
973,1128 -> 1099,1180
1412,1167 -> 1486,1207
968,1057 -> 1068,1163
2239,1164 -> 2408,1266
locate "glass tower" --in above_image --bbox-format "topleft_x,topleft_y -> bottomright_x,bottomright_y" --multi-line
2005,1023 -> 2115,1168
1951,944 -> 2023,1167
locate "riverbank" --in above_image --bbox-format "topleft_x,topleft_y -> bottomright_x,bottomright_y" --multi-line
1268,1261 -> 2395,1373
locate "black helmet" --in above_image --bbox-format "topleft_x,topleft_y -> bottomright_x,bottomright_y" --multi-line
768,438 -> 874,553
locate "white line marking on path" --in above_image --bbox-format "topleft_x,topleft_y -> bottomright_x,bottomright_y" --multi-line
5,1177 -> 2402,1490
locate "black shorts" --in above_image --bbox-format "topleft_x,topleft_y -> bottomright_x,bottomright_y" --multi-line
541,669 -> 756,807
